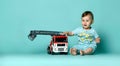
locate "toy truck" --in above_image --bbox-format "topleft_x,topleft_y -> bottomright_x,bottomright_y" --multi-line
28,30 -> 68,54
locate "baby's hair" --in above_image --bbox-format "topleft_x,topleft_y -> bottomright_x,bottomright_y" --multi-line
82,11 -> 94,20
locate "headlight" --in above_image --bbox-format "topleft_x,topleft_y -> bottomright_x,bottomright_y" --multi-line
65,48 -> 68,51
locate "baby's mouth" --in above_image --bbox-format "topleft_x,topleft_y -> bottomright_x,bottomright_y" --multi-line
84,25 -> 87,26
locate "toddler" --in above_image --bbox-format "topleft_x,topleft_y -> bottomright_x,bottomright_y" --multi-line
62,11 -> 100,56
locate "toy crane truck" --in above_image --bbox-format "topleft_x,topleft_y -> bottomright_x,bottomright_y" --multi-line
28,30 -> 68,55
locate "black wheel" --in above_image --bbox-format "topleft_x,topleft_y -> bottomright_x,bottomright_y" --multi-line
60,52 -> 68,55
47,46 -> 51,54
64,52 -> 68,55
51,51 -> 55,55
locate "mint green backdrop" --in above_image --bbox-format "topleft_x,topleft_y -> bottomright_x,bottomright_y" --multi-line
0,0 -> 120,55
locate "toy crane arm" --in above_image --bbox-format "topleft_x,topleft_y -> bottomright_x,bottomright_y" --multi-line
28,30 -> 63,41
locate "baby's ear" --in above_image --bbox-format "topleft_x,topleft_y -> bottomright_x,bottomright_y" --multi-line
91,20 -> 94,24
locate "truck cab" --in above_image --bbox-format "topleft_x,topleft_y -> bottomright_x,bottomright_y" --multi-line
48,35 -> 68,54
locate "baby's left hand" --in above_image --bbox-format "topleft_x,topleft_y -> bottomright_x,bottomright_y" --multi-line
95,38 -> 100,44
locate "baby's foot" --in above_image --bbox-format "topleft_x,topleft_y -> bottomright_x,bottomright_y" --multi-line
72,52 -> 77,56
70,48 -> 77,56
80,50 -> 84,56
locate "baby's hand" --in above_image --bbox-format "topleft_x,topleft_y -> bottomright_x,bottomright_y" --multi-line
60,32 -> 67,36
60,32 -> 73,36
95,38 -> 100,44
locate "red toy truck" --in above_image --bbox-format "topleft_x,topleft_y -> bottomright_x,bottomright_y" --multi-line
28,30 -> 68,54
47,35 -> 68,54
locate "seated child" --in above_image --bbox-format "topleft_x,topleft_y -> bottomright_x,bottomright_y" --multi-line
62,11 -> 100,56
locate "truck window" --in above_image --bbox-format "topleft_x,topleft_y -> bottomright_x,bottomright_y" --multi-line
55,38 -> 67,42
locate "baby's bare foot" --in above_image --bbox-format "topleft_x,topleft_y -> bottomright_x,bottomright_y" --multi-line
80,50 -> 84,56
72,52 -> 77,56
70,48 -> 77,56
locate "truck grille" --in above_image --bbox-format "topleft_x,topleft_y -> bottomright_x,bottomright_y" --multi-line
57,44 -> 65,46
58,48 -> 64,51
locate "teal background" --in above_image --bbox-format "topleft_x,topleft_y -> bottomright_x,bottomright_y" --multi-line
0,0 -> 120,54
1,0 -> 120,66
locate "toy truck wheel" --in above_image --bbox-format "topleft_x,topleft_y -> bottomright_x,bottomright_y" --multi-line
60,52 -> 68,55
64,52 -> 68,55
51,51 -> 55,55
47,46 -> 51,54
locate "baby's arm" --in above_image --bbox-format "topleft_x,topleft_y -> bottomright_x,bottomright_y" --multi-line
61,32 -> 74,36
95,37 -> 100,44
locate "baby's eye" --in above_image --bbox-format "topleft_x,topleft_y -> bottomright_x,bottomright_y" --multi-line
86,20 -> 89,22
82,20 -> 85,22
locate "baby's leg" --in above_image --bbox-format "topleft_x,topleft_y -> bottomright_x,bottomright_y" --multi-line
80,48 -> 93,55
70,48 -> 77,55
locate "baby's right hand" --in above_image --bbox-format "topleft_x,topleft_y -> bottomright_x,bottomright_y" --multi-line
60,32 -> 67,36
60,32 -> 73,36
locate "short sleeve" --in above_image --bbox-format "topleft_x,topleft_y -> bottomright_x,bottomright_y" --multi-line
93,29 -> 99,38
72,27 -> 82,35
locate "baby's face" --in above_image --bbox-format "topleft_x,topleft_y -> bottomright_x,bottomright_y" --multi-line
81,15 -> 93,29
